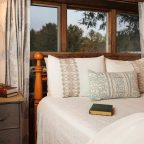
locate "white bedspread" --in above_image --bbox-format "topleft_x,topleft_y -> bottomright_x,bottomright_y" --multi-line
37,95 -> 144,144
88,113 -> 144,144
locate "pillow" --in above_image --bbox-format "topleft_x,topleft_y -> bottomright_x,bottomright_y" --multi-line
45,55 -> 106,98
130,58 -> 144,93
106,58 -> 144,93
88,70 -> 140,101
105,58 -> 134,72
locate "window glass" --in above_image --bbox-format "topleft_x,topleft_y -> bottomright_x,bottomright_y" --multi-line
116,13 -> 140,53
30,5 -> 58,95
67,9 -> 108,52
30,6 -> 58,52
67,9 -> 107,52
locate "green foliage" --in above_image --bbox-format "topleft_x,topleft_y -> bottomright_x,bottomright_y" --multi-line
80,30 -> 106,52
79,11 -> 106,30
67,24 -> 83,52
80,11 -> 140,52
30,23 -> 57,52
31,23 -> 106,52
67,25 -> 106,52
30,29 -> 37,51
117,31 -> 140,52
30,11 -> 140,53
117,14 -> 139,34
117,14 -> 140,52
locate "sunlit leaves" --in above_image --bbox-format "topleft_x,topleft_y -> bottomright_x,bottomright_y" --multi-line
79,11 -> 106,30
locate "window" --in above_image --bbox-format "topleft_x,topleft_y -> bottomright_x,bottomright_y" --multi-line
30,2 -> 140,54
30,5 -> 59,95
30,5 -> 59,52
116,13 -> 140,53
67,9 -> 108,52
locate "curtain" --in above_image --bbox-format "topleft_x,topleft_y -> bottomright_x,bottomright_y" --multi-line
0,0 -> 30,143
0,1 -> 7,83
138,2 -> 144,57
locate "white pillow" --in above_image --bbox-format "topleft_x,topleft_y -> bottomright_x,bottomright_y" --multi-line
105,58 -> 144,93
105,58 -> 134,72
45,55 -> 106,98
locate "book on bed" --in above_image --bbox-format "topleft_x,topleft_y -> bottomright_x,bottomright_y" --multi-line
89,104 -> 113,116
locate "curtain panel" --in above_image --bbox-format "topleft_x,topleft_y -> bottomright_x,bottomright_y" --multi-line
0,0 -> 30,143
138,2 -> 144,57
0,1 -> 7,83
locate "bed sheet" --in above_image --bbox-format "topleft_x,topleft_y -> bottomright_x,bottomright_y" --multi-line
37,95 -> 144,144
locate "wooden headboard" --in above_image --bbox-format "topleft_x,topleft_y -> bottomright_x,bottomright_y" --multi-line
33,51 -> 140,143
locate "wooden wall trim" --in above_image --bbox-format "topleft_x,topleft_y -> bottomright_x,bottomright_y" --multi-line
32,1 -> 61,6
107,0 -> 139,4
32,0 -> 138,13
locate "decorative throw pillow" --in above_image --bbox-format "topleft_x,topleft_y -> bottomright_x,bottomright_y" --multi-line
105,58 -> 144,93
88,70 -> 140,101
46,55 -> 106,98
130,58 -> 144,93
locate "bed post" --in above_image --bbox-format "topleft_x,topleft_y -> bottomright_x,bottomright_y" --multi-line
34,52 -> 44,144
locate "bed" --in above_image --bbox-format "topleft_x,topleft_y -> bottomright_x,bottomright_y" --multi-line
33,52 -> 144,144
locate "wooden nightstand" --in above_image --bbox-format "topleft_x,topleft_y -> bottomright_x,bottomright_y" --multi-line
0,94 -> 24,144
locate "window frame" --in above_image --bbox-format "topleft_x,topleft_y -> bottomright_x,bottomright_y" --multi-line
31,1 -> 139,54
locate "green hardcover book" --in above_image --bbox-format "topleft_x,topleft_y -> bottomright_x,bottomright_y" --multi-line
89,104 -> 113,116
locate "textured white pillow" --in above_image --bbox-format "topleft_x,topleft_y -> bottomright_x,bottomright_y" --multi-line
105,58 -> 144,93
105,58 -> 134,72
45,55 -> 106,98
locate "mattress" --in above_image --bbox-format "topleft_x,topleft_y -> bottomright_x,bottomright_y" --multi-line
37,94 -> 144,144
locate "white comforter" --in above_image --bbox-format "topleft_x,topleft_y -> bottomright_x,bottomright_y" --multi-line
37,95 -> 144,144
88,113 -> 144,144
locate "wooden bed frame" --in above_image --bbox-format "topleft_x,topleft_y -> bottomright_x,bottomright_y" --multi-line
33,51 -> 141,144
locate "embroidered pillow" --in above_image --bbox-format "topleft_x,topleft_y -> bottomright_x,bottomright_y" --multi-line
106,58 -> 144,93
46,55 -> 106,98
88,70 -> 140,101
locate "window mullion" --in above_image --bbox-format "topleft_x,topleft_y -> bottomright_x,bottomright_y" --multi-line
60,4 -> 67,52
108,9 -> 117,53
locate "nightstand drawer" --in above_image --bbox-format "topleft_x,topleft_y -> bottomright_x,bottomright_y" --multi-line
0,129 -> 20,144
0,103 -> 19,130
